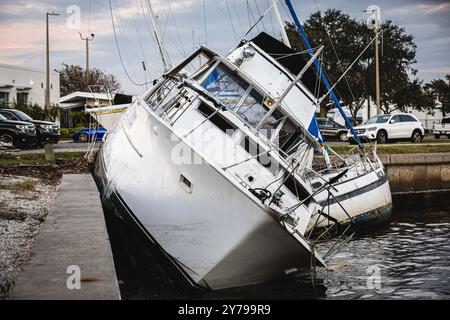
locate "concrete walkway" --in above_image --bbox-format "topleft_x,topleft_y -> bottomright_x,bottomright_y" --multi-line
10,174 -> 121,300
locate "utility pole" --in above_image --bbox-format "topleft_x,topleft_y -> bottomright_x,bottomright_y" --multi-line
79,33 -> 95,88
365,5 -> 382,115
272,0 -> 291,48
45,12 -> 59,112
374,25 -> 381,115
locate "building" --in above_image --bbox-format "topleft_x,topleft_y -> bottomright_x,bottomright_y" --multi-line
0,63 -> 60,107
60,91 -> 134,127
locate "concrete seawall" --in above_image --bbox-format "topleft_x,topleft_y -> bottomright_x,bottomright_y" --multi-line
379,153 -> 450,193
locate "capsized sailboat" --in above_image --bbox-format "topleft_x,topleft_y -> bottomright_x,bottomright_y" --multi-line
94,33 -> 346,289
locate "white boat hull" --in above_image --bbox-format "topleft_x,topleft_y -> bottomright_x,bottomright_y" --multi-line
94,102 -> 323,290
308,170 -> 393,232
87,104 -> 129,131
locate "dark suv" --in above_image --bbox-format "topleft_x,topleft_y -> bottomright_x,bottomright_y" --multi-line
0,113 -> 37,149
0,109 -> 60,145
317,118 -> 349,142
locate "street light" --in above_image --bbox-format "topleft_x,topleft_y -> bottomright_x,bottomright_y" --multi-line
45,12 -> 59,112
79,33 -> 95,87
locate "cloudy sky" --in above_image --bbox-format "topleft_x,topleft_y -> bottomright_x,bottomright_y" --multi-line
1,0 -> 449,94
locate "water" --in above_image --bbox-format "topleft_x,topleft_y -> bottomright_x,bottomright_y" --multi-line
105,207 -> 450,300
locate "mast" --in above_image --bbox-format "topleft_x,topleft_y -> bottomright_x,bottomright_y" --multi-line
145,0 -> 172,72
271,0 -> 291,48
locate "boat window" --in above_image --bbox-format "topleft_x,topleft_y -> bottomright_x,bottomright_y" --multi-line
197,102 -> 235,135
283,174 -> 310,205
201,63 -> 248,111
241,136 -> 278,176
236,89 -> 284,138
277,119 -> 305,155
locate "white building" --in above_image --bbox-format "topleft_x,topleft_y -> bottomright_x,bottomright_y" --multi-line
0,63 -> 60,107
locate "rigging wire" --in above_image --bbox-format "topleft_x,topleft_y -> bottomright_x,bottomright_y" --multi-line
246,0 -> 259,35
213,0 -> 238,42
225,0 -> 239,41
112,0 -> 143,81
232,0 -> 245,37
109,0 -> 152,86
312,0 -> 356,101
253,0 -> 267,33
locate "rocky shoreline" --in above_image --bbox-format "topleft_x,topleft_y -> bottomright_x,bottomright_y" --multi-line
0,174 -> 59,298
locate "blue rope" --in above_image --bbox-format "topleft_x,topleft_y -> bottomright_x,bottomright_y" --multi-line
284,0 -> 362,145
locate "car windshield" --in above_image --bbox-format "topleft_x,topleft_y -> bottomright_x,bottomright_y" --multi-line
13,110 -> 33,121
0,114 -> 6,120
365,115 -> 390,125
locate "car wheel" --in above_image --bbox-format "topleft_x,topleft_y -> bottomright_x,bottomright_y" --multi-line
434,134 -> 440,139
376,130 -> 387,144
411,130 -> 422,143
0,133 -> 14,148
338,132 -> 348,142
79,133 -> 89,143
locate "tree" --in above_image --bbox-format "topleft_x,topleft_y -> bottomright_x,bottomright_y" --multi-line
423,75 -> 450,117
285,10 -> 419,120
58,64 -> 121,96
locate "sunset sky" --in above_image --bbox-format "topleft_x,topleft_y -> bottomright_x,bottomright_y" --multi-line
1,0 -> 449,94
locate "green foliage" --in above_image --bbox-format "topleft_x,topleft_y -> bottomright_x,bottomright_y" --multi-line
423,75 -> 450,117
0,102 -> 62,122
58,63 -> 121,96
60,127 -> 85,139
285,9 -> 420,117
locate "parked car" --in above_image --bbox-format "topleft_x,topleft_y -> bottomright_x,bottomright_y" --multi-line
432,117 -> 450,139
0,109 -> 60,146
317,117 -> 349,142
347,113 -> 425,144
73,127 -> 107,142
0,114 -> 36,149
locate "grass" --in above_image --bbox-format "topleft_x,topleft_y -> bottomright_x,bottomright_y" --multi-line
0,179 -> 38,192
329,143 -> 450,155
0,151 -> 86,166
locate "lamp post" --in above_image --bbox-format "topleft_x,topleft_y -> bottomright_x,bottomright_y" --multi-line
365,6 -> 382,115
79,33 -> 95,88
45,12 -> 59,112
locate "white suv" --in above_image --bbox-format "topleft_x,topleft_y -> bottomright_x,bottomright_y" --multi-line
347,113 -> 425,144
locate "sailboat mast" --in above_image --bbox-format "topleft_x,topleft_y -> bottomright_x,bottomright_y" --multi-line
271,0 -> 291,48
145,0 -> 172,72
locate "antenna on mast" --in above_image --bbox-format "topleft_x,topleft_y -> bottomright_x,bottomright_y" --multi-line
145,0 -> 172,72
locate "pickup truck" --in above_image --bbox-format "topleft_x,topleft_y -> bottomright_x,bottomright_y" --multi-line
433,117 -> 450,139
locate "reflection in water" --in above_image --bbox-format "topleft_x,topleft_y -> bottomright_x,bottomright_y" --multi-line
316,209 -> 450,299
105,206 -> 450,300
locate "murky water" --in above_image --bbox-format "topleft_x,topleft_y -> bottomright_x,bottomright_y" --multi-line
105,207 -> 450,300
